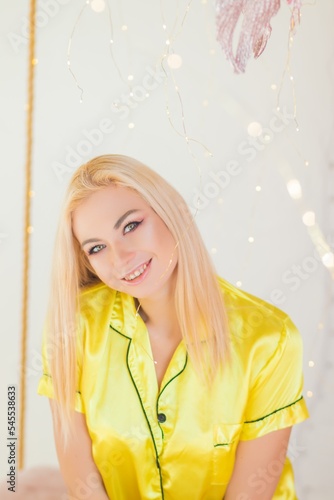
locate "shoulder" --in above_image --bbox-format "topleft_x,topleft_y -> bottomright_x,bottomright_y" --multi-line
79,281 -> 117,310
216,276 -> 303,377
217,275 -> 290,329
78,282 -> 118,330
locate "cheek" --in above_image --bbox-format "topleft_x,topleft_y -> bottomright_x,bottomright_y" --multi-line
87,254 -> 109,278
155,223 -> 177,255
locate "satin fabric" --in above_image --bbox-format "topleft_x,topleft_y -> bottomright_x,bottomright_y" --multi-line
38,276 -> 309,499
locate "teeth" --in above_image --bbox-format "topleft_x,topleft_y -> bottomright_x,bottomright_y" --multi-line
124,262 -> 148,281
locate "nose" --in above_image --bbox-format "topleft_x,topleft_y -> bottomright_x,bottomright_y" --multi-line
111,241 -> 136,278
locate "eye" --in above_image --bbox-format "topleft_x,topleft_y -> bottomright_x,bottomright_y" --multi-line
123,220 -> 142,234
87,244 -> 106,255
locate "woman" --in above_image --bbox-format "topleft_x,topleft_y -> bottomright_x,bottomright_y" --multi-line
38,154 -> 309,500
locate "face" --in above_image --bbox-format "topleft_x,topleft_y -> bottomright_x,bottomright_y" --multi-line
72,185 -> 178,298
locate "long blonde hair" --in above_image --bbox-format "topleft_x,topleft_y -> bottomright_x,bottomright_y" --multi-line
46,154 -> 230,440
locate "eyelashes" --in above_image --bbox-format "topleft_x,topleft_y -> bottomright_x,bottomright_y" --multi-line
88,244 -> 105,256
87,220 -> 143,255
123,220 -> 142,234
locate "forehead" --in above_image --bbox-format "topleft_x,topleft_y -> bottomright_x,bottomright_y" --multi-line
72,185 -> 148,233
76,184 -> 147,212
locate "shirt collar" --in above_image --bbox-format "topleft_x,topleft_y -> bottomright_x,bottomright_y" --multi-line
110,290 -> 138,339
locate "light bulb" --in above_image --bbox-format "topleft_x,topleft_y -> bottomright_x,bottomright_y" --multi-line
90,0 -> 105,12
287,179 -> 302,199
322,252 -> 334,268
247,122 -> 262,137
302,211 -> 315,227
167,54 -> 183,69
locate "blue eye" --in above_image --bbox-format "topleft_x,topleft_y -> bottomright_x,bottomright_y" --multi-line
123,220 -> 142,234
88,244 -> 105,255
86,220 -> 142,255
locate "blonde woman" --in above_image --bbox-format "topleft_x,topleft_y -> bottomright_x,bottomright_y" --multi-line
38,154 -> 309,500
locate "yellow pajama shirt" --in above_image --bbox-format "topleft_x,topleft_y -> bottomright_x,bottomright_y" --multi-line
38,276 -> 309,499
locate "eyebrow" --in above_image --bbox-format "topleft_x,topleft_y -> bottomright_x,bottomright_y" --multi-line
80,209 -> 141,248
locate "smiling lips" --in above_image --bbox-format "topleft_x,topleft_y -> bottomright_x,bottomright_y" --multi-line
122,259 -> 152,281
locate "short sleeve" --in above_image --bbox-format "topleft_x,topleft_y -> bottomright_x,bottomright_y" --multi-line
240,314 -> 309,440
37,319 -> 84,413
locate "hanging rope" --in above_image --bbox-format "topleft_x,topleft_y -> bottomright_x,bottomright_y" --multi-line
19,0 -> 36,470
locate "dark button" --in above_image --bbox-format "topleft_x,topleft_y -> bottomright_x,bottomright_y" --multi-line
157,413 -> 166,423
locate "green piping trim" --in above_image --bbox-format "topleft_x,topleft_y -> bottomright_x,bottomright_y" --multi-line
110,324 -> 165,499
156,353 -> 188,437
214,443 -> 229,448
110,324 -> 131,340
158,353 -> 188,399
244,395 -> 304,424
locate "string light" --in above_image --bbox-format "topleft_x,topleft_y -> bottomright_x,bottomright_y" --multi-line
128,122 -> 135,129
279,158 -> 334,279
68,0 -> 137,101
276,26 -> 299,131
211,247 -> 217,254
66,0 -> 89,102
248,236 -> 255,243
105,2 -> 133,93
308,361 -> 315,368
236,281 -> 242,287
158,0 -> 214,222
255,185 -> 262,192
306,391 -> 313,398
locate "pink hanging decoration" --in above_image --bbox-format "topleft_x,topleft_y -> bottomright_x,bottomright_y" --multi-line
216,0 -> 301,73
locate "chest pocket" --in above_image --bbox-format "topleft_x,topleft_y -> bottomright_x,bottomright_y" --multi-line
212,423 -> 243,485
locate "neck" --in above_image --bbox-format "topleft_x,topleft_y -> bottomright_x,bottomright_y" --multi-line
134,275 -> 181,340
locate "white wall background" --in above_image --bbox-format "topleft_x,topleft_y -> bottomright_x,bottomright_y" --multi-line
1,0 -> 334,498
